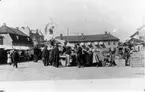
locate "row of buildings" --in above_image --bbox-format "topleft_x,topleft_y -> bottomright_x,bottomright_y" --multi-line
0,22 -> 144,51
55,25 -> 145,50
0,23 -> 121,50
0,23 -> 45,50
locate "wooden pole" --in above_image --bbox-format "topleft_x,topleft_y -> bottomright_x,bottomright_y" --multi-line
67,27 -> 69,42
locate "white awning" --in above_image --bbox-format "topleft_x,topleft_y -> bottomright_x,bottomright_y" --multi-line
94,42 -> 98,45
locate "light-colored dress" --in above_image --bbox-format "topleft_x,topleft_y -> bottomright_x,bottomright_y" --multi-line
7,53 -> 12,64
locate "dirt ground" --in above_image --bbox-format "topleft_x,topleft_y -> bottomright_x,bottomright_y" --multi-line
0,49 -> 144,81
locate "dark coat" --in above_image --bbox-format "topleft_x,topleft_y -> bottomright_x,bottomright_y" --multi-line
12,51 -> 19,62
66,46 -> 71,55
42,48 -> 49,59
49,49 -> 54,64
76,47 -> 82,55
52,46 -> 60,67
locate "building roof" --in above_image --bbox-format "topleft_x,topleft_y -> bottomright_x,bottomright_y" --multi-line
0,25 -> 33,45
130,31 -> 139,38
0,25 -> 28,36
128,38 -> 145,44
55,34 -> 119,42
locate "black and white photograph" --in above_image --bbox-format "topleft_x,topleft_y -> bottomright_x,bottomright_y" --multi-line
0,0 -> 144,91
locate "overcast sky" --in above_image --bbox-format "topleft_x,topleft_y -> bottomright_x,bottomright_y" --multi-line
0,0 -> 145,42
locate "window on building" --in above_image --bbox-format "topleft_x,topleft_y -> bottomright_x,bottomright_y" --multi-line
16,35 -> 19,40
27,37 -> 30,41
108,41 -> 110,45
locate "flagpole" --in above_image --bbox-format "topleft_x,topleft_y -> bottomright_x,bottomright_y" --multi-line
67,27 -> 69,42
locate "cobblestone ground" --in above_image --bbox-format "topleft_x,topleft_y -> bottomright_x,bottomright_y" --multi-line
0,49 -> 144,81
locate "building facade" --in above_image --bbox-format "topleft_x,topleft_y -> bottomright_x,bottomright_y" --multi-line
56,32 -> 120,49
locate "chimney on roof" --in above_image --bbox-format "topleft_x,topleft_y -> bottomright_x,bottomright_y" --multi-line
3,23 -> 6,26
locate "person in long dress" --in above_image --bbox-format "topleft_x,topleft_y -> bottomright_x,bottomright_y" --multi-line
85,47 -> 90,66
109,48 -> 117,66
65,46 -> 72,67
88,48 -> 93,66
7,51 -> 12,65
76,44 -> 83,68
52,44 -> 60,68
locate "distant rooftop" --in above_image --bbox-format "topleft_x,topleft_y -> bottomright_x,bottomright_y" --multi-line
55,33 -> 119,43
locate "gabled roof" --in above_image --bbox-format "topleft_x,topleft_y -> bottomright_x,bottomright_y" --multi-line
55,34 -> 119,42
131,24 -> 145,38
0,25 -> 33,45
128,38 -> 145,43
130,31 -> 139,38
0,25 -> 28,36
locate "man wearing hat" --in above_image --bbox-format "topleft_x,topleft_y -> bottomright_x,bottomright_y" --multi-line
12,49 -> 19,68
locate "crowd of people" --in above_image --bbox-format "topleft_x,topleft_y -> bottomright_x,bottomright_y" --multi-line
33,42 -> 132,68
5,41 -> 132,68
